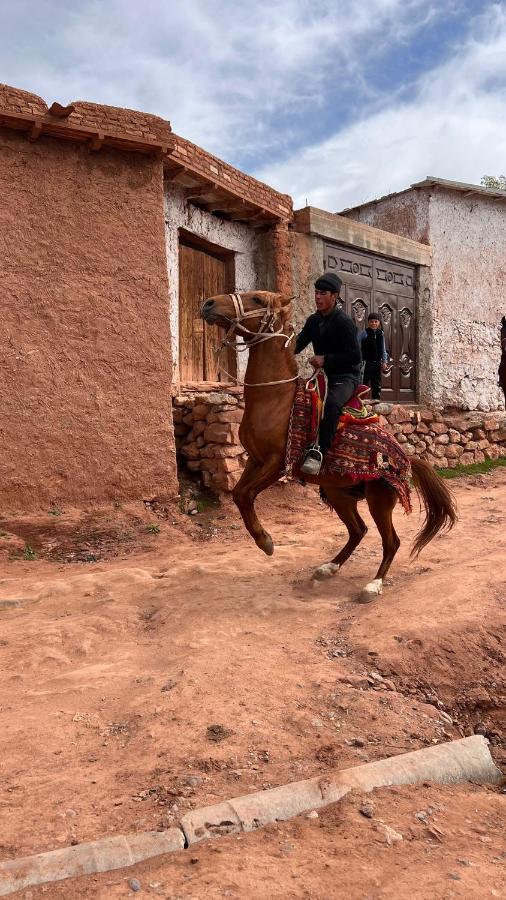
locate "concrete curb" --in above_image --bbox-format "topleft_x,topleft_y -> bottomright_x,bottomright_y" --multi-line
0,830 -> 185,897
0,736 -> 501,896
179,734 -> 501,843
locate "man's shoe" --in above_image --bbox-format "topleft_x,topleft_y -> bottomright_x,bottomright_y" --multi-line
300,448 -> 323,476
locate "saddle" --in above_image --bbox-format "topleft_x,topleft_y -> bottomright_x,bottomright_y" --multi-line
285,373 -> 412,514
302,371 -> 378,440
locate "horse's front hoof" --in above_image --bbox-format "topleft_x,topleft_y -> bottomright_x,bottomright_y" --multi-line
257,533 -> 274,556
312,562 -> 340,580
356,578 -> 383,603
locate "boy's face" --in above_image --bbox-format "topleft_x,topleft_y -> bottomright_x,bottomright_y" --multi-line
368,318 -> 381,330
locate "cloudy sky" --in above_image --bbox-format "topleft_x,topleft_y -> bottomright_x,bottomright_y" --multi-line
1,0 -> 505,209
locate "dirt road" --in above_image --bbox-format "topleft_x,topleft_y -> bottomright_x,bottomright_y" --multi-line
0,468 -> 504,899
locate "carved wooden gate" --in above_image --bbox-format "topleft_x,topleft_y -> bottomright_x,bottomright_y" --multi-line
323,242 -> 416,402
179,237 -> 236,383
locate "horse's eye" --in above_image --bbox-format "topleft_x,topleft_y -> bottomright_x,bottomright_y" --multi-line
253,296 -> 263,305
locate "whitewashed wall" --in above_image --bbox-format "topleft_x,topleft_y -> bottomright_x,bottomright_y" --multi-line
426,190 -> 505,411
345,189 -> 506,411
164,182 -> 262,380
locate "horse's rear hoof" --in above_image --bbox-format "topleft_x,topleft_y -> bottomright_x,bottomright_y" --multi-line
356,578 -> 383,604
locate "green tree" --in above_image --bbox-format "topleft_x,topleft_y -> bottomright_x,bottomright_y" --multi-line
480,174 -> 506,190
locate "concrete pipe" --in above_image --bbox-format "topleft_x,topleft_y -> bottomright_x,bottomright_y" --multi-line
0,736 -> 501,896
0,829 -> 185,897
180,735 -> 501,843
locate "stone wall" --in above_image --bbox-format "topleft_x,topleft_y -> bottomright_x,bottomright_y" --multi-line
173,388 -> 247,493
376,404 -> 506,468
174,390 -> 506,495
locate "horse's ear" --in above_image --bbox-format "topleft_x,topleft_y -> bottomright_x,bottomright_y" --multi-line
275,293 -> 293,326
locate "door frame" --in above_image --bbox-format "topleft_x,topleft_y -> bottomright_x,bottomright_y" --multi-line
178,229 -> 236,385
323,241 -> 418,403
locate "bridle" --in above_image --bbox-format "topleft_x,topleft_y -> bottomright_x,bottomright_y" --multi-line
214,293 -> 298,387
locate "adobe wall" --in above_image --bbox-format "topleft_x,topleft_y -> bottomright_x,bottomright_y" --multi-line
342,190 -> 431,245
0,127 -> 176,510
343,189 -> 506,411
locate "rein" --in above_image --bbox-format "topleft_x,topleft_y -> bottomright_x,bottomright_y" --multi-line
215,293 -> 298,387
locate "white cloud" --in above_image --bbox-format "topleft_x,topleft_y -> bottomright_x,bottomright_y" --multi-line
254,4 -> 506,209
1,0 -> 445,161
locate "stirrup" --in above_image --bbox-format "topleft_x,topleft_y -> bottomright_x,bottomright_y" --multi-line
300,447 -> 323,476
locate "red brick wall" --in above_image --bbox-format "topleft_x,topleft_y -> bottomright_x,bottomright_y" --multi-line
64,101 -> 172,144
0,128 -> 177,510
0,84 -> 47,116
171,135 -> 292,220
0,84 -> 173,147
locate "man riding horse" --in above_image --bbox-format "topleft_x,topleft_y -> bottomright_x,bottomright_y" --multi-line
295,273 -> 361,475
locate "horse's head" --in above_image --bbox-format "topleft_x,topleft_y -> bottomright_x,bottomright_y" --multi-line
201,291 -> 293,341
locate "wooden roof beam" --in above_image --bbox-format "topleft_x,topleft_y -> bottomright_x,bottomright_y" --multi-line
27,120 -> 43,142
182,181 -> 218,200
228,206 -> 277,223
199,196 -> 246,213
164,163 -> 187,180
89,132 -> 104,151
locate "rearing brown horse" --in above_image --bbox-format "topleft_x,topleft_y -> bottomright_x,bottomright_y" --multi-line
201,291 -> 456,602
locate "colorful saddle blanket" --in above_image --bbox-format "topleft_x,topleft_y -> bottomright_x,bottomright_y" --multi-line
285,375 -> 412,514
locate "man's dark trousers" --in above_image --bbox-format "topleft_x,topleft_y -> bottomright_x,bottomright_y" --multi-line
363,361 -> 382,400
319,377 -> 357,452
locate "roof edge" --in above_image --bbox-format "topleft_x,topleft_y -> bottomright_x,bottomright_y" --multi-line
338,176 -> 506,215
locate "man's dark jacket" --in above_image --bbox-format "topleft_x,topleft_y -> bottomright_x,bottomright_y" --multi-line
295,307 -> 361,381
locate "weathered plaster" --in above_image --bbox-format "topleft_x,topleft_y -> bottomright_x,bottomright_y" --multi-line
344,187 -> 506,411
290,231 -> 325,373
164,183 -> 262,381
426,189 -> 505,411
295,207 -> 431,265
341,190 -> 431,246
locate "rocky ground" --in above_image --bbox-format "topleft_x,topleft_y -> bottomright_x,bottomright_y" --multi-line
0,467 -> 504,899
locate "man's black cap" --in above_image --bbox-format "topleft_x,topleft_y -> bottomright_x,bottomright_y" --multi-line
314,272 -> 342,295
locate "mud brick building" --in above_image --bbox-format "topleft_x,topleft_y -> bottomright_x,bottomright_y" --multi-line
0,84 -> 291,508
1,83 -> 504,508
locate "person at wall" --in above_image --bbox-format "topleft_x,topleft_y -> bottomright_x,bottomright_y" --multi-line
358,312 -> 389,400
295,273 -> 362,475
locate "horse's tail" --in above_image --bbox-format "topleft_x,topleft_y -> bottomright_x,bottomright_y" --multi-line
410,458 -> 457,557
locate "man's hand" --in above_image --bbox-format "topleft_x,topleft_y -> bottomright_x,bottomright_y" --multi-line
381,361 -> 388,373
309,355 -> 325,369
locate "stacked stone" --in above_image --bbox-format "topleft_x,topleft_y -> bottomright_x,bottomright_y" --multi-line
173,391 -> 506,493
375,404 -> 506,469
173,389 -> 247,492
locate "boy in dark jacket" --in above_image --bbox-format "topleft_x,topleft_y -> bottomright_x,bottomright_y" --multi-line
358,312 -> 388,400
295,272 -> 361,474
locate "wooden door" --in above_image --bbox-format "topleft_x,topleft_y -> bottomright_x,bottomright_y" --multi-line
179,241 -> 236,382
323,242 -> 417,403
